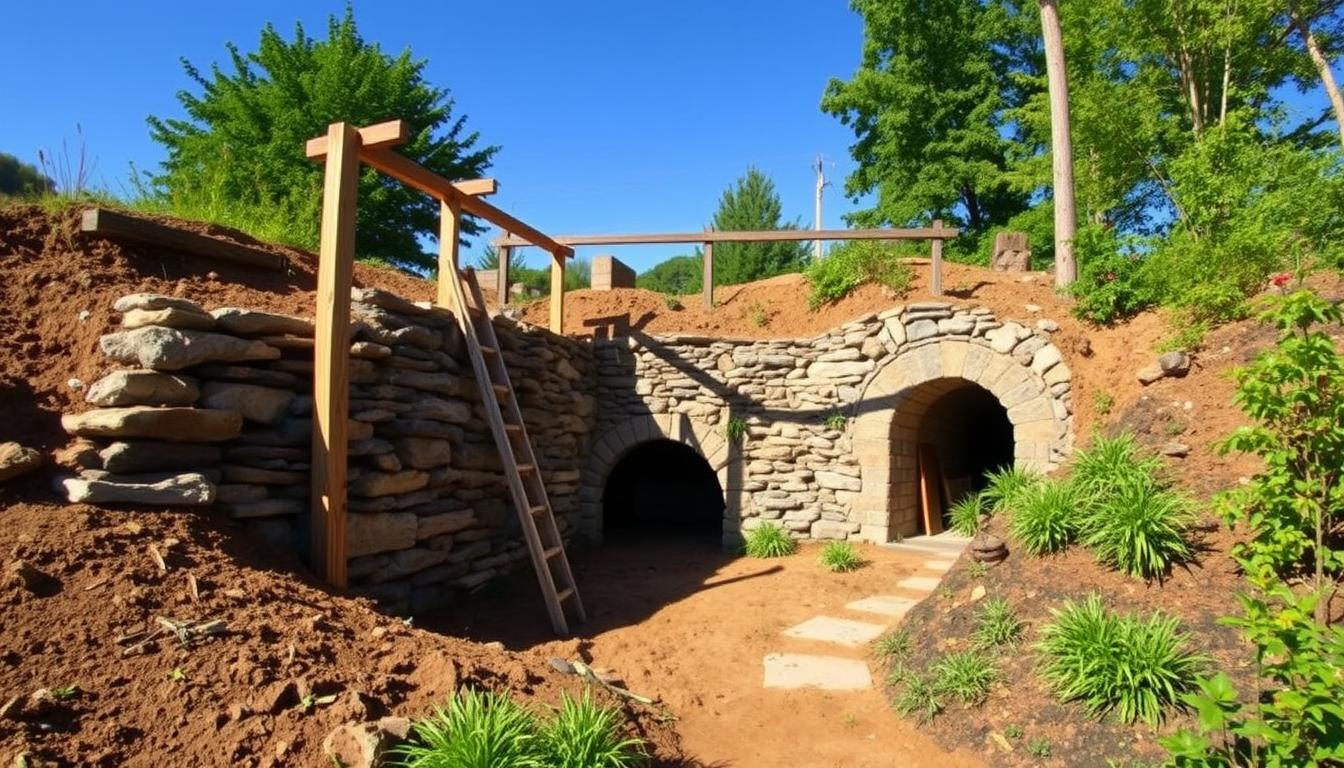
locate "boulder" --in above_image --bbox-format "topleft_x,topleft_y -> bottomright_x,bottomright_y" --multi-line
1158,351 -> 1190,377
199,382 -> 294,425
60,472 -> 215,505
321,717 -> 411,768
99,441 -> 222,473
0,443 -> 42,483
85,370 -> 199,407
350,470 -> 429,498
120,307 -> 216,331
100,327 -> 280,371
62,407 -> 242,442
347,512 -> 417,557
211,308 -> 315,337
416,510 -> 476,540
814,471 -> 862,492
970,533 -> 1008,563
1136,364 -> 1166,385
113,293 -> 206,314
393,437 -> 451,470
1159,441 -> 1191,457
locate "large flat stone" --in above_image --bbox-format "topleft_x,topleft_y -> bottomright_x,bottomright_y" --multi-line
210,308 -> 314,337
199,382 -> 294,425
896,575 -> 943,593
350,470 -> 429,498
393,437 -> 452,470
782,616 -> 886,647
120,307 -> 216,331
100,327 -> 280,371
60,472 -> 215,506
347,512 -> 417,557
762,653 -> 871,690
99,441 -> 222,473
846,595 -> 918,618
113,293 -> 206,314
85,370 -> 200,407
62,407 -> 242,442
0,442 -> 42,483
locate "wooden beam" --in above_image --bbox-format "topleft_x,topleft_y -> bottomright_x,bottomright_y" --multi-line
702,230 -> 714,310
359,147 -> 573,258
497,243 -> 511,305
930,218 -> 944,297
496,226 -> 961,248
437,200 -> 461,307
454,178 -> 498,197
306,119 -> 407,159
549,249 -> 565,334
310,122 -> 361,589
80,208 -> 287,271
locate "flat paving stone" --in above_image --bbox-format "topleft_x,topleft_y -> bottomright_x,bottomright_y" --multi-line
846,595 -> 919,618
783,615 -> 886,647
763,653 -> 872,690
896,575 -> 943,593
924,559 -> 955,572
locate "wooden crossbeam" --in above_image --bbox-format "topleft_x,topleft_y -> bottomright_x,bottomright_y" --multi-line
306,119 -> 408,159
495,226 -> 960,248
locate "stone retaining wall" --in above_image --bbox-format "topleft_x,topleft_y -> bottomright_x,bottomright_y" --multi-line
57,289 -> 595,614
584,302 -> 1074,547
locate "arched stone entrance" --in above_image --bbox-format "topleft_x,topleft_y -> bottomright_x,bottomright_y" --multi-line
849,339 -> 1071,542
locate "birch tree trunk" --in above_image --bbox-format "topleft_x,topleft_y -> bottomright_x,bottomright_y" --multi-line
1040,0 -> 1078,287
1291,2 -> 1344,150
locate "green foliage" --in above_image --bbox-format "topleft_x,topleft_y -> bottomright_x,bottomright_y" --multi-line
818,541 -> 865,573
1093,391 -> 1114,417
146,8 -> 496,271
724,417 -> 747,444
873,629 -> 912,662
1153,320 -> 1208,355
538,692 -> 646,768
637,254 -> 702,295
1037,594 -> 1201,725
823,411 -> 847,432
1070,225 -> 1159,325
1078,475 -> 1194,580
1009,479 -> 1079,555
966,560 -> 989,579
743,523 -> 796,559
805,240 -> 914,310
749,301 -> 768,327
948,493 -> 985,537
1070,433 -> 1163,499
972,597 -> 1024,649
1003,724 -> 1023,740
893,673 -> 942,723
710,167 -> 808,285
395,689 -> 543,768
0,152 -> 54,196
980,465 -> 1038,515
930,650 -> 999,707
1027,739 -> 1052,758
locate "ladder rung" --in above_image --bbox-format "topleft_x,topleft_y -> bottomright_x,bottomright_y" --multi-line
517,463 -> 536,474
556,587 -> 575,602
543,545 -> 562,559
492,384 -> 510,398
479,345 -> 498,355
504,423 -> 523,435
529,504 -> 546,516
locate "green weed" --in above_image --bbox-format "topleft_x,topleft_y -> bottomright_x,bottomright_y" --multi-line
981,465 -> 1039,515
949,493 -> 985,536
538,691 -> 646,768
725,417 -> 748,444
1009,479 -> 1081,555
873,629 -> 912,662
818,541 -> 865,572
743,523 -> 796,558
1078,475 -> 1194,580
931,650 -> 999,707
972,597 -> 1025,648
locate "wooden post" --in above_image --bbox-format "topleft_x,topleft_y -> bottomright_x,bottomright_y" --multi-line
549,249 -> 565,333
702,226 -> 714,310
436,200 -> 461,307
311,122 -> 361,588
930,218 -> 944,297
497,240 -> 511,305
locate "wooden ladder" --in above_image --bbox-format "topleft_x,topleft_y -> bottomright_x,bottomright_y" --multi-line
446,266 -> 585,635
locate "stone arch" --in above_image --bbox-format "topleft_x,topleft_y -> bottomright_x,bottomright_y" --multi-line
849,338 -> 1071,542
577,412 -> 731,541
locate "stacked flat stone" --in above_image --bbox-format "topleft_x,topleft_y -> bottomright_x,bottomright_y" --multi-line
58,288 -> 595,616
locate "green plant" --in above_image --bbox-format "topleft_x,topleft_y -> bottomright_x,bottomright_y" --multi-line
874,629 -> 912,662
710,167 -> 810,285
1037,594 -> 1202,725
1028,739 -> 1052,758
805,240 -> 914,309
168,667 -> 187,683
931,650 -> 998,707
1009,479 -> 1080,555
395,689 -> 543,768
1162,418 -> 1186,437
663,295 -> 684,311
966,561 -> 989,579
749,301 -> 768,327
818,541 -> 864,572
948,493 -> 985,536
1093,391 -> 1114,416
843,713 -> 858,729
1004,724 -> 1023,740
725,417 -> 748,444
1154,319 -> 1208,355
50,685 -> 80,701
743,523 -> 796,558
538,691 -> 646,768
893,673 -> 942,723
1070,432 -> 1164,499
972,597 -> 1024,648
980,465 -> 1039,515
1078,474 -> 1194,580
823,411 -> 847,431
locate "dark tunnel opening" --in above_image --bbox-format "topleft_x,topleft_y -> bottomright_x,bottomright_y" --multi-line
602,439 -> 725,541
916,383 -> 1015,523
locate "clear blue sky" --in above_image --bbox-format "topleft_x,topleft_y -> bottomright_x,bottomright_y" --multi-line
0,1 -> 872,271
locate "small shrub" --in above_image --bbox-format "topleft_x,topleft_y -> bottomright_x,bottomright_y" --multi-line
1028,739 -> 1052,758
743,523 -> 796,558
1154,319 -> 1207,355
749,301 -> 768,327
724,417 -> 747,444
1093,391 -> 1114,416
1079,475 -> 1194,580
805,240 -> 914,309
1162,419 -> 1186,437
873,629 -> 912,662
966,561 -> 989,579
931,650 -> 999,707
972,597 -> 1024,648
1037,594 -> 1202,725
1003,724 -> 1024,740
980,465 -> 1039,514
893,673 -> 942,723
663,295 -> 683,311
1009,479 -> 1080,555
395,689 -> 543,768
1070,433 -> 1163,499
948,494 -> 985,536
823,411 -> 847,431
538,691 -> 646,768
819,541 -> 864,572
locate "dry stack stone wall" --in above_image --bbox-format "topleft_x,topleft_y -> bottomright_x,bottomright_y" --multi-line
57,289 -> 595,614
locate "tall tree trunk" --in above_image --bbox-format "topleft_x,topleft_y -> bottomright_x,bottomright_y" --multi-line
1039,0 -> 1078,287
1291,2 -> 1344,149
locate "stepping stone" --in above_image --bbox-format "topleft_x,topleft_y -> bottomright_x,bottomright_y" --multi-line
846,595 -> 918,618
763,653 -> 872,690
924,559 -> 955,572
783,616 -> 886,647
896,575 -> 943,593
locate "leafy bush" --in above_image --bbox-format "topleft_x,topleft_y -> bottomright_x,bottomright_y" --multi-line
1037,594 -> 1202,725
818,541 -> 864,572
395,689 -> 543,768
931,650 -> 999,707
972,597 -> 1025,648
1079,474 -> 1194,580
743,523 -> 796,558
1009,479 -> 1080,555
980,465 -> 1039,515
538,692 -> 646,768
805,240 -> 914,309
948,494 -> 985,536
1071,225 -> 1159,324
637,253 -> 702,295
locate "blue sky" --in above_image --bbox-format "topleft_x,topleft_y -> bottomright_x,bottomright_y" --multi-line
0,1 -> 871,271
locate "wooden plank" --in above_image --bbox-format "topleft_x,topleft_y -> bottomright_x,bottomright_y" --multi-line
437,200 -> 461,307
454,178 -> 498,197
310,122 -> 362,589
702,235 -> 714,310
497,243 -> 511,305
917,444 -> 945,536
358,147 -> 573,258
549,249 -> 565,334
80,208 -> 286,271
930,219 -> 944,297
496,226 -> 961,248
306,119 -> 407,159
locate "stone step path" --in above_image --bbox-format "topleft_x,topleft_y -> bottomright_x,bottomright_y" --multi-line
762,538 -> 967,691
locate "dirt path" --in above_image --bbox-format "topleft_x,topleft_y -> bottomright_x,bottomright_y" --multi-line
431,536 -> 984,768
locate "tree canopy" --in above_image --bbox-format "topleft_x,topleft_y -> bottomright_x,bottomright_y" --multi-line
710,167 -> 809,285
147,8 -> 496,271
637,253 -> 703,295
0,153 -> 53,196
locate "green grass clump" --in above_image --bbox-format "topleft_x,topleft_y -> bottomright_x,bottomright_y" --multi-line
948,493 -> 985,536
980,465 -> 1039,514
743,523 -> 797,558
1078,475 -> 1194,580
725,417 -> 748,444
1036,594 -> 1202,725
1009,479 -> 1081,555
805,240 -> 915,309
395,689 -> 543,768
818,541 -> 865,572
893,673 -> 943,723
873,629 -> 912,662
931,650 -> 999,707
972,597 -> 1025,649
1070,433 -> 1163,497
538,692 -> 646,768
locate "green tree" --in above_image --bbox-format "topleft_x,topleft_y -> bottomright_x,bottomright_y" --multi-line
637,253 -> 703,295
146,8 -> 496,271
711,167 -> 808,285
0,152 -> 54,196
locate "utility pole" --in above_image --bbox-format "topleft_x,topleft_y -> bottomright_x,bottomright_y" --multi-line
813,155 -> 828,261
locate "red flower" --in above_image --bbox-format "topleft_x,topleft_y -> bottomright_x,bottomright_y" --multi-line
1271,273 -> 1291,288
